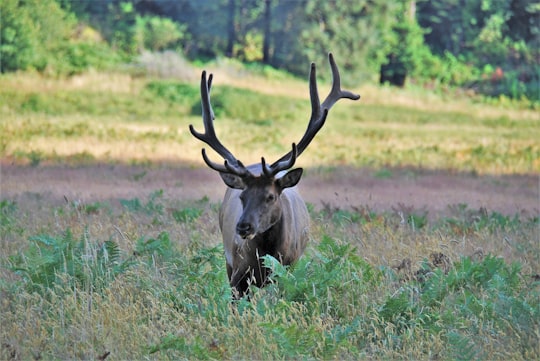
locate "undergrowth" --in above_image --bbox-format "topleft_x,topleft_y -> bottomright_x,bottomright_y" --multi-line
1,194 -> 538,360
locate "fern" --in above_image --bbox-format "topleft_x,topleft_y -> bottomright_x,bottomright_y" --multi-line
134,231 -> 172,259
9,229 -> 130,295
447,331 -> 478,361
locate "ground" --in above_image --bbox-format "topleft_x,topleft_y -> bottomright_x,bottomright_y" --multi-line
1,162 -> 538,220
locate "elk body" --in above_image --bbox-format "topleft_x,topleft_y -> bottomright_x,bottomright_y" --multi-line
190,53 -> 360,298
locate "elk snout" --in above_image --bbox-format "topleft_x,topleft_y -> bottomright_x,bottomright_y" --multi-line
236,221 -> 254,239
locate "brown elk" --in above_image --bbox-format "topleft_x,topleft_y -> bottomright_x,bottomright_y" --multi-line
190,53 -> 360,298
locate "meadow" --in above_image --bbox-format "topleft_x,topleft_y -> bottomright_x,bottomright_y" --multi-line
0,60 -> 539,360
0,60 -> 538,173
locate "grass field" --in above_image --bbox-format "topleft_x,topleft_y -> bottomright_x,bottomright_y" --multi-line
1,63 -> 539,360
0,66 -> 538,173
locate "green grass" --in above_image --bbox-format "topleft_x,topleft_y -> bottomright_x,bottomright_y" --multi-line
0,70 -> 538,174
0,194 -> 538,360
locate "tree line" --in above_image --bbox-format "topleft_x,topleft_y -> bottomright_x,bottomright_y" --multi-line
1,0 -> 538,101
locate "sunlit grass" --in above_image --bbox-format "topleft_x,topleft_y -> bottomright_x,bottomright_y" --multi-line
1,69 -> 538,173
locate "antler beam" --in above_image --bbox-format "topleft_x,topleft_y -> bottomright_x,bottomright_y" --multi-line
270,53 -> 360,169
189,71 -> 246,173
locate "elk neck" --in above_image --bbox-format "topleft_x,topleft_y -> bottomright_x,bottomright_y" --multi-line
250,210 -> 285,258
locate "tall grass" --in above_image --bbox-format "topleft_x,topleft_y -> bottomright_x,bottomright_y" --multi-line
0,194 -> 538,360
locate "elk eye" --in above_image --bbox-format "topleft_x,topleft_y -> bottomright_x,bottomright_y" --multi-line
266,193 -> 276,203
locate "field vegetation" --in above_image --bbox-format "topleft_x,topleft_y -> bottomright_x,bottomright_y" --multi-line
1,61 -> 538,174
1,59 -> 539,360
0,188 -> 538,359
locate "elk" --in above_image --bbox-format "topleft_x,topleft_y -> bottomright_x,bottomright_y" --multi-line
190,53 -> 360,298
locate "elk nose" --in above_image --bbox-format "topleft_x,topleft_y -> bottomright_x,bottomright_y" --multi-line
236,222 -> 253,238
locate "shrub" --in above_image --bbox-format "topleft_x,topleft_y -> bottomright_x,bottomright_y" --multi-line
0,0 -> 74,72
134,15 -> 187,52
0,0 -> 120,75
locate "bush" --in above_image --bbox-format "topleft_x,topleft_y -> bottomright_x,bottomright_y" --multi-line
51,41 -> 122,75
134,15 -> 187,52
0,0 -> 74,72
0,0 -> 120,75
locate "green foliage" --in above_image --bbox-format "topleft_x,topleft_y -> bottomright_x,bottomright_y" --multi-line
8,229 -> 130,295
120,189 -> 164,215
103,1 -> 138,54
0,0 -> 73,72
0,200 -> 18,235
144,81 -> 199,105
0,0 -> 119,75
149,334 -> 221,360
374,254 -> 538,358
134,15 -> 187,52
171,197 -> 210,224
12,149 -> 43,166
135,231 -> 172,259
146,78 -> 301,123
3,0 -> 537,100
417,0 -> 539,100
207,86 -> 295,121
437,203 -> 535,235
172,207 -> 203,223
297,0 -> 400,82
255,235 -> 381,316
0,86 -> 176,120
52,41 -> 122,75
2,70 -> 537,172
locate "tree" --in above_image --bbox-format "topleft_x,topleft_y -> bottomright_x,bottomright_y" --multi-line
262,0 -> 272,63
0,0 -> 75,72
380,0 -> 438,86
134,16 -> 186,52
254,0 -> 400,83
225,0 -> 236,57
416,0 -> 539,99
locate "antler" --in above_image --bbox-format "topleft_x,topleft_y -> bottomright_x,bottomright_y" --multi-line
261,143 -> 298,178
189,71 -> 248,177
190,54 -> 360,179
270,53 -> 360,168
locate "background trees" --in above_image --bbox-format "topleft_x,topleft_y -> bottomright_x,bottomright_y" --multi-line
1,0 -> 537,101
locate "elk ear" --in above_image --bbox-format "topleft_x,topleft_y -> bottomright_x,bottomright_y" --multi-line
219,172 -> 246,189
276,168 -> 303,190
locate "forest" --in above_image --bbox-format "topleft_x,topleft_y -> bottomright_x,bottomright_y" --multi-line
1,0 -> 538,103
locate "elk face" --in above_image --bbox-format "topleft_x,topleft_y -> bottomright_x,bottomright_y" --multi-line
220,169 -> 303,240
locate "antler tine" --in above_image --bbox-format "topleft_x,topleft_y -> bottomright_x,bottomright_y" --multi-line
201,149 -> 249,177
262,143 -> 297,178
189,71 -> 236,160
270,53 -> 360,168
321,53 -> 361,110
190,71 -> 250,176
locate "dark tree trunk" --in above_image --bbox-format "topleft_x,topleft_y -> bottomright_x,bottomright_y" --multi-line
380,54 -> 407,87
226,0 -> 236,57
262,0 -> 272,64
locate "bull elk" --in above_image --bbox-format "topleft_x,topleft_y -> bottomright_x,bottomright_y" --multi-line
190,53 -> 360,298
